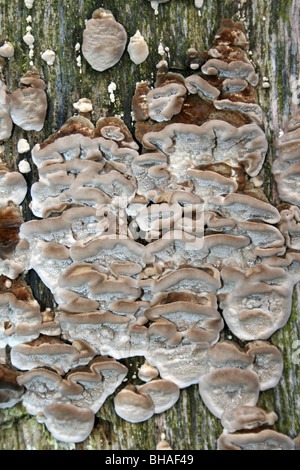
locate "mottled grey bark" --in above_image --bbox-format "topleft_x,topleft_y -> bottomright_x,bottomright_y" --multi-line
0,0 -> 299,450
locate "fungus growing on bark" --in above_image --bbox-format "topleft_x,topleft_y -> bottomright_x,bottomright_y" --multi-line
73,98 -> 93,114
145,295 -> 224,348
202,59 -> 258,86
198,368 -> 260,418
127,31 -> 149,65
137,379 -> 180,414
217,429 -> 295,450
11,336 -> 98,374
39,403 -> 95,444
0,77 -> 13,141
156,439 -> 172,450
56,293 -> 148,360
114,378 -> 179,423
0,277 -> 41,348
138,362 -> 159,382
24,0 -> 34,8
0,205 -> 23,260
94,115 -> 139,152
245,340 -> 283,391
82,8 -> 127,72
185,47 -> 203,71
143,293 -> 224,388
142,120 -> 268,180
219,253 -> 300,340
18,160 -> 31,174
131,152 -> 169,200
211,193 -> 281,224
17,138 -> 30,154
28,114 -> 138,218
0,161 -> 27,278
0,164 -> 27,208
203,339 -> 283,393
19,208 -> 101,292
213,99 -> 263,125
135,202 -> 183,237
57,261 -> 141,311
187,168 -> 238,200
147,0 -> 171,14
0,14 -> 297,447
10,69 -> 47,131
237,220 -> 285,258
221,405 -> 278,433
0,364 -> 24,408
146,82 -> 187,122
41,49 -> 56,66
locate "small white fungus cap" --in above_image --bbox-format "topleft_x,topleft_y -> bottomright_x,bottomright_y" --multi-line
17,139 -> 30,154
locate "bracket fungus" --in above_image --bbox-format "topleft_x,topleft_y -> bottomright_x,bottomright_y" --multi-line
272,112 -> 300,206
114,378 -> 179,423
221,405 -> 278,433
82,9 -> 127,72
218,404 -> 296,450
0,160 -> 27,279
219,253 -> 300,340
39,403 -> 95,444
218,429 -> 296,450
0,163 -> 27,208
17,357 -> 128,443
41,49 -> 56,66
147,82 -> 187,122
147,0 -> 171,14
199,368 -> 260,419
0,77 -> 13,142
0,276 -> 41,348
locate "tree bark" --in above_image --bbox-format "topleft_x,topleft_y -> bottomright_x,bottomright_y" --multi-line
0,0 -> 299,450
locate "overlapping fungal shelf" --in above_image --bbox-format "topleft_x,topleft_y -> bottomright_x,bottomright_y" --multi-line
0,59 -> 47,140
0,11 -> 299,449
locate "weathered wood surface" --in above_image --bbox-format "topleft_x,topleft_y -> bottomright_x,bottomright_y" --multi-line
0,0 -> 299,450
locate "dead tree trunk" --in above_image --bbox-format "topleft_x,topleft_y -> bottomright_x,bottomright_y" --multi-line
0,0 -> 299,450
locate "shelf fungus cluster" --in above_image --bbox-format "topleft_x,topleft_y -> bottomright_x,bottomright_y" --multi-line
0,18 -> 299,449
